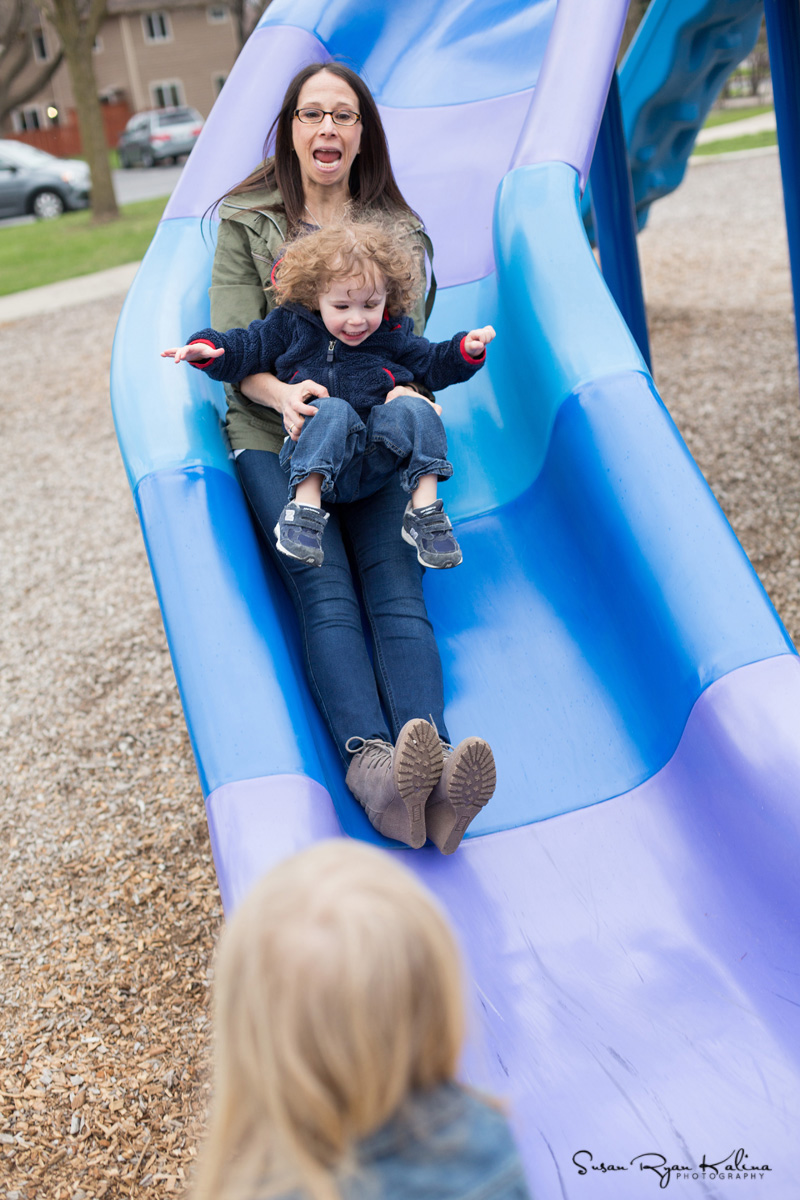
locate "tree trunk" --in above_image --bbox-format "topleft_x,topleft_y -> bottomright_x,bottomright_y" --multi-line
749,20 -> 770,99
61,35 -> 118,221
40,0 -> 119,223
619,0 -> 650,62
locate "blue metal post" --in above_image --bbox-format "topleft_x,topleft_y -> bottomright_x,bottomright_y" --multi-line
588,70 -> 652,371
764,0 -> 800,382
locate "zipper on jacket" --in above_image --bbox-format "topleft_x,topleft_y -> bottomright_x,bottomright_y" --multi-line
327,338 -> 336,394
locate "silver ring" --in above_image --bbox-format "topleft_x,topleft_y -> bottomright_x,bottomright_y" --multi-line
289,423 -> 295,433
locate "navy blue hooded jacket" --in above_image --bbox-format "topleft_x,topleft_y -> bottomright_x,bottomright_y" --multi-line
189,302 -> 485,415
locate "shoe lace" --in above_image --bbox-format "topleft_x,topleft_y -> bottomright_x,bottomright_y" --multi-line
426,715 -> 452,757
345,735 -> 393,765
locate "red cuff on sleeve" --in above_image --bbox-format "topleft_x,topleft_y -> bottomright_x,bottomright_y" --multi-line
460,336 -> 485,365
188,338 -> 218,369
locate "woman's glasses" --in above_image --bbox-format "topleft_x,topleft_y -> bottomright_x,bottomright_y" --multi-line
293,108 -> 361,127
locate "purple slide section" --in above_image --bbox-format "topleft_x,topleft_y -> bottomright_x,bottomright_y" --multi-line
163,0 -> 629,288
206,774 -> 342,914
163,1 -> 629,288
424,653 -> 800,1195
163,25 -> 329,225
165,22 -> 532,287
511,0 -> 628,187
207,655 -> 800,1193
379,93 -> 532,285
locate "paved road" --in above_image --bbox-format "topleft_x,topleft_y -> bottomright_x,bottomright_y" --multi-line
0,162 -> 183,227
113,162 -> 183,204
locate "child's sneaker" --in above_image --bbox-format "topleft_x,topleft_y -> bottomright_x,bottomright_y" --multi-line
273,501 -> 329,567
401,499 -> 462,569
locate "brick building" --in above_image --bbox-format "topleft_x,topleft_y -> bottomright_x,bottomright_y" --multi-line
2,0 -> 240,155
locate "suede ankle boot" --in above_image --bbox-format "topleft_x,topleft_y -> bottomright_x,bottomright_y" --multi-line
345,718 -> 443,848
425,737 -> 496,855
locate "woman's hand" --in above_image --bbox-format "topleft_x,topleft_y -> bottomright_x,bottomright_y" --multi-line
239,373 -> 328,441
281,379 -> 329,441
162,343 -> 224,364
385,385 -> 442,415
464,325 -> 496,358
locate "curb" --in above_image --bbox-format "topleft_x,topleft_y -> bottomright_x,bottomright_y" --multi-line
0,260 -> 141,325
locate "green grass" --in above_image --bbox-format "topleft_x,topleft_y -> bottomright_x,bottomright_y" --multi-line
703,104 -> 773,129
0,196 -> 166,296
693,129 -> 778,157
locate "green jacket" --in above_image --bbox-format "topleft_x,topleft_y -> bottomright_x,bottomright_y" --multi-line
209,179 -> 435,455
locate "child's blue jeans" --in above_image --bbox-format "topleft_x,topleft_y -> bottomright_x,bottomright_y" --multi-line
279,393 -> 453,503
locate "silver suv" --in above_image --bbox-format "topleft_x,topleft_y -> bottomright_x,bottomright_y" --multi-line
117,107 -> 204,168
0,140 -> 91,219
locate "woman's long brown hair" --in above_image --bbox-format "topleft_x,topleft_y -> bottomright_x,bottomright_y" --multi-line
216,62 -> 419,231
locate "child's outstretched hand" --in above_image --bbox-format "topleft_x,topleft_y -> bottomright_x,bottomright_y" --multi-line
464,325 -> 496,359
161,343 -> 225,364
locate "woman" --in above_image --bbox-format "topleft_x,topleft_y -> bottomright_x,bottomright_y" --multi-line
210,62 -> 496,853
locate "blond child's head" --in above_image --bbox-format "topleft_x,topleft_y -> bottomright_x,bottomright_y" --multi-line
272,218 -> 423,319
194,840 -> 465,1200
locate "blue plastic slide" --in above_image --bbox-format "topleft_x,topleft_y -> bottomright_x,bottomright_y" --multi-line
583,0 -> 765,238
619,0 -> 765,222
111,0 -> 800,1194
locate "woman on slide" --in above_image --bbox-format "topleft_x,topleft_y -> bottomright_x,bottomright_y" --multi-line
210,62 -> 496,854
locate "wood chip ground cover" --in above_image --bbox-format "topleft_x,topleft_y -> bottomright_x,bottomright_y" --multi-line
1,149 -> 797,1198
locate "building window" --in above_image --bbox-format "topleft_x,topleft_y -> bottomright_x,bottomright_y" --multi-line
93,35 -> 104,54
32,28 -> 48,62
142,12 -> 172,43
12,107 -> 44,132
150,80 -> 184,108
212,72 -> 227,95
207,5 -> 228,22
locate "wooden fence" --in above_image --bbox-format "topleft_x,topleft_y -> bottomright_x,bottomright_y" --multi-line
5,102 -> 132,158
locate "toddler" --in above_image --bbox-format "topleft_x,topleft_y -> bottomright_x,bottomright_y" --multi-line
163,219 -> 494,569
192,840 -> 531,1200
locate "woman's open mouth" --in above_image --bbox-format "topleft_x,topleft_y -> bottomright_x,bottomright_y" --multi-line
313,148 -> 342,169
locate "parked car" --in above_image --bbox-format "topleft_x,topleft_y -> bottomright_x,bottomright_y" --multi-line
117,107 -> 204,168
0,140 -> 91,219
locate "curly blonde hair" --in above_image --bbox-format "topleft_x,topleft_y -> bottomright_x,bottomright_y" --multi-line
272,218 -> 423,317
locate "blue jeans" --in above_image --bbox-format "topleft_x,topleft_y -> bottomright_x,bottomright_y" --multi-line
236,449 -> 450,762
279,394 -> 453,503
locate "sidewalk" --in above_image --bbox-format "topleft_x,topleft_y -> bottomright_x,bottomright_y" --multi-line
0,260 -> 140,325
695,109 -> 776,145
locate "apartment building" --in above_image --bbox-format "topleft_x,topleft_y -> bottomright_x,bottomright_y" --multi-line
3,0 -> 240,152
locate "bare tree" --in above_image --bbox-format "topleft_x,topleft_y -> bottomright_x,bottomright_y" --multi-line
37,0 -> 118,222
0,0 -> 63,127
230,0 -> 270,51
748,18 -> 770,99
619,0 -> 651,62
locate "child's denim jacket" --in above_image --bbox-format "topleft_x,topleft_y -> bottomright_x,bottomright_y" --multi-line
345,1082 -> 531,1200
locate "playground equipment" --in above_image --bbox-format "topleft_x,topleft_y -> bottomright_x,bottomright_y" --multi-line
111,0 -> 800,1194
